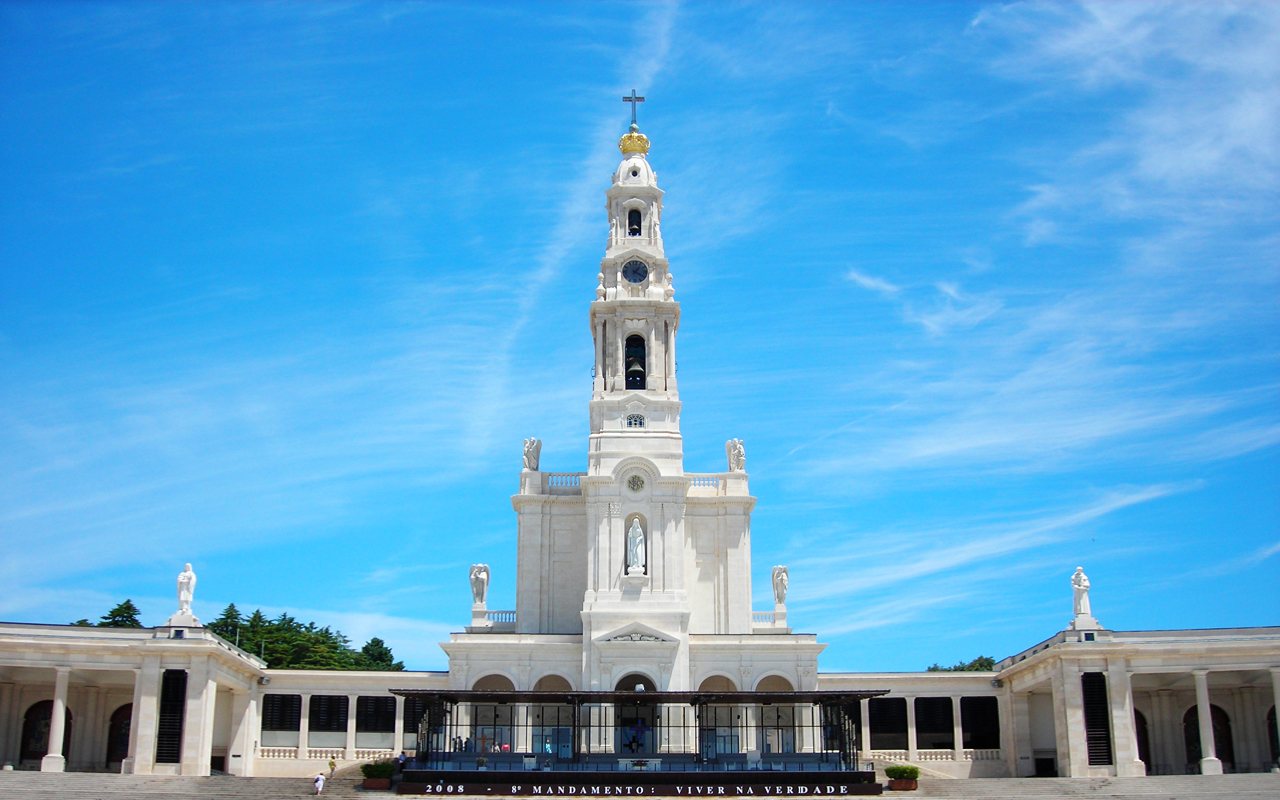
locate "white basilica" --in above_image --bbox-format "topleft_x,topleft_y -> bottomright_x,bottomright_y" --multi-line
0,113 -> 1277,785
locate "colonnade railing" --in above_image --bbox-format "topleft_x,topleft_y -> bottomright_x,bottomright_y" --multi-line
390,689 -> 889,773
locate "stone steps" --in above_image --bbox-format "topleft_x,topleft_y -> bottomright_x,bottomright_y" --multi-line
0,771 -> 369,799
0,771 -> 1277,799
911,773 -> 1280,799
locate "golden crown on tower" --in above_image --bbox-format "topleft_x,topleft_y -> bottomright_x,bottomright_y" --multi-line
618,123 -> 650,156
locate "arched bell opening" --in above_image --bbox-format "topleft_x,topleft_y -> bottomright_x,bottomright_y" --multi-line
627,209 -> 642,236
625,335 -> 646,390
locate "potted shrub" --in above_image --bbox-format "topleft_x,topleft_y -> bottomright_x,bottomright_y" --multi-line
360,759 -> 396,790
884,765 -> 919,791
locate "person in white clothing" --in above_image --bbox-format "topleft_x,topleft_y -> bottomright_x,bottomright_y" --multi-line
313,773 -> 326,795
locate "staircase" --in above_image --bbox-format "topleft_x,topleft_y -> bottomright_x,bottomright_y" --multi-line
910,773 -> 1280,799
0,771 -> 368,799
0,770 -> 1277,799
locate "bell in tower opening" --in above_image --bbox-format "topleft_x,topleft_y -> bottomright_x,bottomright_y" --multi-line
625,335 -> 646,390
627,209 -> 642,236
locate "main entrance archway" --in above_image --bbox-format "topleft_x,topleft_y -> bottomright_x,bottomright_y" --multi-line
615,674 -> 657,754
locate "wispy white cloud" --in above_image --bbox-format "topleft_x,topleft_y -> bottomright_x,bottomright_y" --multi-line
845,268 -> 900,296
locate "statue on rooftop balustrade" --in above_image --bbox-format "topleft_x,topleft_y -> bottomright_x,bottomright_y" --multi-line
522,438 -> 542,471
470,564 -> 490,606
772,566 -> 789,606
1071,566 -> 1091,617
726,439 -> 746,472
176,563 -> 196,615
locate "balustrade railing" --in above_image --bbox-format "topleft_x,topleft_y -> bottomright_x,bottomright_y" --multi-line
260,747 -> 297,759
307,747 -> 344,760
486,609 -> 517,623
752,611 -> 776,624
542,472 -> 585,495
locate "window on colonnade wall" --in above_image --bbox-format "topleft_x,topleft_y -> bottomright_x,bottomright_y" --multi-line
960,696 -> 1000,749
914,697 -> 954,749
869,697 -> 907,751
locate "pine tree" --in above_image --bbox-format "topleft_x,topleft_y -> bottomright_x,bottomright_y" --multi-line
359,637 -> 405,671
208,603 -> 244,643
98,599 -> 143,628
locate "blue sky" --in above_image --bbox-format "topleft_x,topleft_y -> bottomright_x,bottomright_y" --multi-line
1,1 -> 1276,673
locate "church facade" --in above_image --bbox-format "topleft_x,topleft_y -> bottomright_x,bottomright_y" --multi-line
0,116 -> 1276,785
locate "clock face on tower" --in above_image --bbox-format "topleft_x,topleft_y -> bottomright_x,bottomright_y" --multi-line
622,259 -> 649,284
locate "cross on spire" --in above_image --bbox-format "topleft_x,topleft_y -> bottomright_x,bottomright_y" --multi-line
622,89 -> 645,127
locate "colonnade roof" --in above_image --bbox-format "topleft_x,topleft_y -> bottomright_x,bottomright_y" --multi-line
388,689 -> 889,705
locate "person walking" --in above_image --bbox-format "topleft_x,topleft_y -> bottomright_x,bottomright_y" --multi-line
313,772 -> 326,795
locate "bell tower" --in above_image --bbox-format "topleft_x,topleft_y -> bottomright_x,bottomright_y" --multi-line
587,112 -> 683,479
578,99 -> 693,691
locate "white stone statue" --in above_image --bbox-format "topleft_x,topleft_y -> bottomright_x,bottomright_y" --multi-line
771,566 -> 789,605
469,564 -> 490,606
626,518 -> 646,575
522,437 -> 542,471
726,439 -> 746,472
597,272 -> 606,300
176,563 -> 197,615
1071,566 -> 1091,617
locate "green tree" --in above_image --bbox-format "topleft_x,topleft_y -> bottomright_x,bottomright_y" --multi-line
98,599 -> 143,628
208,603 -> 244,643
926,655 -> 996,672
358,637 -> 405,671
70,618 -> 92,627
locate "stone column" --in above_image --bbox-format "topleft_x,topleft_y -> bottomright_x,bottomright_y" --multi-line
0,681 -> 14,767
1107,660 -> 1144,776
1010,692 -> 1033,777
41,666 -> 71,772
297,694 -> 311,760
393,695 -> 406,756
181,659 -> 216,776
345,694 -> 359,760
951,695 -> 965,761
858,698 -> 871,762
1192,670 -> 1222,775
227,689 -> 256,777
125,659 -> 161,774
905,696 -> 917,761
514,703 -> 533,755
76,685 -> 101,771
1271,670 -> 1280,773
1053,661 -> 1088,777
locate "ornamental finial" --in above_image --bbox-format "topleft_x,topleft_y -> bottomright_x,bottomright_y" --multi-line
618,122 -> 651,156
619,90 -> 651,156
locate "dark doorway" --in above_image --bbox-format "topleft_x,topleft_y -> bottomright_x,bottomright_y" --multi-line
614,674 -> 657,754
106,703 -> 132,766
1183,704 -> 1235,772
20,700 -> 72,763
1134,708 -> 1150,771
